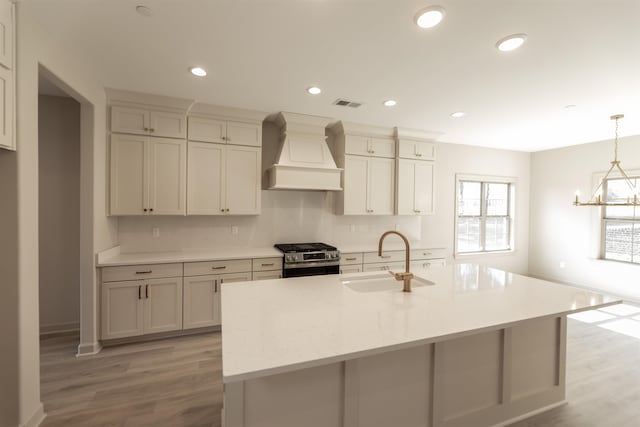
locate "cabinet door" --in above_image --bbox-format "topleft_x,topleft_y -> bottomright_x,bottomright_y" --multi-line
188,116 -> 226,143
368,157 -> 395,215
344,135 -> 370,156
0,64 -> 12,150
397,159 -> 434,215
225,145 -> 261,215
111,106 -> 150,135
110,134 -> 147,215
343,155 -> 368,214
398,139 -> 435,160
368,137 -> 396,158
144,277 -> 183,334
148,137 -> 186,215
0,1 -> 12,69
226,121 -> 261,147
413,160 -> 434,215
253,270 -> 282,281
149,111 -> 186,139
183,275 -> 218,329
187,142 -> 225,215
101,281 -> 144,340
219,271 -> 253,285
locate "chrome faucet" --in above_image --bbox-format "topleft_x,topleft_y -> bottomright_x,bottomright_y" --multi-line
378,230 -> 414,292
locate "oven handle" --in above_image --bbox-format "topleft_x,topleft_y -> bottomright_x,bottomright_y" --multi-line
283,260 -> 341,269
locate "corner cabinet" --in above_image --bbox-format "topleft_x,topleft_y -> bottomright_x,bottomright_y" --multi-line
0,0 -> 14,151
110,134 -> 187,215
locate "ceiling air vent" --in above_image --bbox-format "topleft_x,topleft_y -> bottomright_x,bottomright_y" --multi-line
333,98 -> 362,108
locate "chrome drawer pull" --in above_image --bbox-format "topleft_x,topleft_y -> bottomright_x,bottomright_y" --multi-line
211,266 -> 227,270
135,270 -> 152,274
380,255 -> 391,259
261,263 -> 274,267
345,257 -> 357,261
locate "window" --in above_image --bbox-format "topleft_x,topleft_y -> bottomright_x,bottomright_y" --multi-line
455,176 -> 514,255
602,177 -> 640,263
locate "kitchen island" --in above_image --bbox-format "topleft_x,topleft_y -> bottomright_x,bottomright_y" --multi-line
221,264 -> 621,427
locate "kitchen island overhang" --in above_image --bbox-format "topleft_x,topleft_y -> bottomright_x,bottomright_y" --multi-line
221,264 -> 621,427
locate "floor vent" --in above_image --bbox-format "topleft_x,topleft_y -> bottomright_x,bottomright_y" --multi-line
333,99 -> 362,108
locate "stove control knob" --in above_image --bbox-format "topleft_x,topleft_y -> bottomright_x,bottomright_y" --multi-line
286,255 -> 293,262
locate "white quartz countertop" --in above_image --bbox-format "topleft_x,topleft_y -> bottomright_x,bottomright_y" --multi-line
221,264 -> 621,383
96,247 -> 282,266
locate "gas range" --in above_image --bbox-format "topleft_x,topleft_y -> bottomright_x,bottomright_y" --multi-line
274,242 -> 341,278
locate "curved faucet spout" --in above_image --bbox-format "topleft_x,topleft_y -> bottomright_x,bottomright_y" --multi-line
378,230 -> 414,292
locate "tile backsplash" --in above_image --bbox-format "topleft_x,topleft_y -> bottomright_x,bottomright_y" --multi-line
117,190 -> 424,253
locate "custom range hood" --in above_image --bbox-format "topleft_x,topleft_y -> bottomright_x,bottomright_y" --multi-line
267,112 -> 343,191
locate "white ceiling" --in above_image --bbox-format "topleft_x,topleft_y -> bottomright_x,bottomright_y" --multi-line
25,0 -> 640,151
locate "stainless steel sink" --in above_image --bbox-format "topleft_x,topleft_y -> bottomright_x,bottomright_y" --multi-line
341,272 -> 434,293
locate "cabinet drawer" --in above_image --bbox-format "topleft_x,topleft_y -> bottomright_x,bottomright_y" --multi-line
364,250 -> 405,264
340,265 -> 362,274
252,257 -> 283,272
184,259 -> 252,276
411,248 -> 446,260
340,253 -> 363,265
253,270 -> 282,281
363,262 -> 406,272
411,259 -> 446,270
102,263 -> 183,283
398,139 -> 436,160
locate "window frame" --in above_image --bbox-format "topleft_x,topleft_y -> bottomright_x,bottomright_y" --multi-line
600,176 -> 640,264
454,174 -> 516,257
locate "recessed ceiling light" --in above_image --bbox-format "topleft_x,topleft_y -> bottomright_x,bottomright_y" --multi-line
414,6 -> 445,29
189,67 -> 207,77
135,5 -> 153,17
383,100 -> 397,107
307,86 -> 322,95
450,112 -> 466,118
496,34 -> 527,52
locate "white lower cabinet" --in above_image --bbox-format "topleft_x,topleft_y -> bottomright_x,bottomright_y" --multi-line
101,277 -> 183,340
183,271 -> 251,329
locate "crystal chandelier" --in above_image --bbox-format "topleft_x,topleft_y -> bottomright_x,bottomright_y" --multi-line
574,114 -> 639,206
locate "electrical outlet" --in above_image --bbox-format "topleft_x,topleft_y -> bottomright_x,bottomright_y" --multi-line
231,226 -> 239,235
152,227 -> 160,238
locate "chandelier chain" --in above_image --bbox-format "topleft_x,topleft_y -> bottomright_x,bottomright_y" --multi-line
614,116 -> 619,162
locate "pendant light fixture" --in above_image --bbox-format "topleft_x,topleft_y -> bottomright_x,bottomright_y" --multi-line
574,114 -> 639,206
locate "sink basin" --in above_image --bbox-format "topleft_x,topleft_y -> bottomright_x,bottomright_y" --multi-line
341,272 -> 434,293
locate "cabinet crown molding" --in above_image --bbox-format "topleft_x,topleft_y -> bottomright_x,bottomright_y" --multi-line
106,88 -> 194,113
189,103 -> 268,124
329,121 -> 394,138
394,127 -> 442,141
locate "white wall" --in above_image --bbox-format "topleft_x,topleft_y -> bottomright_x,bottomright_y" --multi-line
118,131 -> 531,275
38,95 -> 80,333
2,3 -> 118,425
529,135 -> 640,302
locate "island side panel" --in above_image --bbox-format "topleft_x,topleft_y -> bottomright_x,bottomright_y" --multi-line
223,316 -> 568,427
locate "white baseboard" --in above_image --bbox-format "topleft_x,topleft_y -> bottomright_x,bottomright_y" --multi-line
20,403 -> 46,427
490,400 -> 567,427
76,341 -> 102,357
40,322 -> 80,336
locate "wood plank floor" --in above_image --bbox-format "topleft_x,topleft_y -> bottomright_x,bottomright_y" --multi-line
40,318 -> 640,427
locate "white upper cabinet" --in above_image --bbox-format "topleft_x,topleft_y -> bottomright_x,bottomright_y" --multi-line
345,134 -> 395,158
0,0 -> 14,151
187,142 -> 261,215
397,159 -> 434,215
398,138 -> 435,160
188,116 -> 261,147
111,106 -> 186,139
0,0 -> 12,69
342,155 -> 394,215
110,134 -> 186,216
